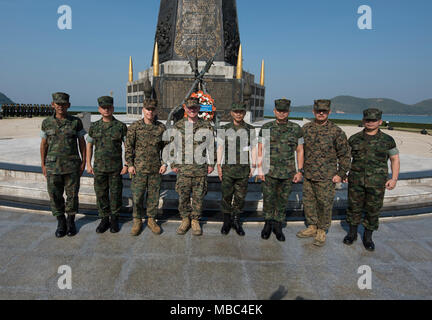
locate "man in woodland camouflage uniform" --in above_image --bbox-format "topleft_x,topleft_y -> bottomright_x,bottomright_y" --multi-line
125,99 -> 167,236
40,92 -> 86,238
343,108 -> 400,251
217,102 -> 257,236
296,99 -> 351,246
172,97 -> 215,236
86,96 -> 128,234
258,99 -> 304,241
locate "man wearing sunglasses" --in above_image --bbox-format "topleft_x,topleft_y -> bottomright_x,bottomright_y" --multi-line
344,108 -> 400,251
172,97 -> 215,236
297,99 -> 351,246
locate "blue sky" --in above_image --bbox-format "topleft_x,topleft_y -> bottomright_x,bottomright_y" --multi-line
0,0 -> 431,108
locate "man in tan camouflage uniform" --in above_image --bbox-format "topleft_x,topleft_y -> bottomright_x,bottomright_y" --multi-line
86,96 -> 128,234
40,92 -> 86,238
172,97 -> 215,236
344,108 -> 400,251
217,102 -> 257,236
125,99 -> 167,236
258,99 -> 304,241
296,99 -> 351,246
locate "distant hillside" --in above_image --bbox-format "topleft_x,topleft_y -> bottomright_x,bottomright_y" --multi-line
0,92 -> 14,105
413,99 -> 432,109
291,96 -> 432,115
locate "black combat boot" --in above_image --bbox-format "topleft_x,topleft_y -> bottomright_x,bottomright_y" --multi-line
343,225 -> 358,245
232,214 -> 245,236
221,213 -> 232,235
272,221 -> 285,242
110,215 -> 120,233
261,220 -> 272,240
66,214 -> 77,237
363,229 -> 375,251
55,215 -> 67,238
96,216 -> 110,233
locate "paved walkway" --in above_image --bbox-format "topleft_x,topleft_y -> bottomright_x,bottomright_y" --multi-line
0,208 -> 431,300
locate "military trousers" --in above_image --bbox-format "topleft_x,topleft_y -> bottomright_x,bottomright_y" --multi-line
175,174 -> 208,220
47,171 -> 80,217
131,172 -> 162,219
94,171 -> 123,218
262,176 -> 293,222
346,183 -> 385,231
302,178 -> 335,231
221,173 -> 249,216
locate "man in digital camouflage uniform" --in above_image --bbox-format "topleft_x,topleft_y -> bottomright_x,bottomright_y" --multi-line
125,99 -> 168,236
172,97 -> 215,236
217,102 -> 257,236
343,108 -> 400,251
40,92 -> 86,238
258,99 -> 304,241
86,96 -> 128,234
297,99 -> 351,246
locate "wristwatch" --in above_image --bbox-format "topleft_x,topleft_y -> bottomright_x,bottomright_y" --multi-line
298,168 -> 305,175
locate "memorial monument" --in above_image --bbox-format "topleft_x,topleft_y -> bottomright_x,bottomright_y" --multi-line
126,0 -> 266,122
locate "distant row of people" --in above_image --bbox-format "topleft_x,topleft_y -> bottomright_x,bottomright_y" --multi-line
1,104 -> 54,118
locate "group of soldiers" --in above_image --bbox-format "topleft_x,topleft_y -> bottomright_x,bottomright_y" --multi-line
1,103 -> 54,118
40,92 -> 400,252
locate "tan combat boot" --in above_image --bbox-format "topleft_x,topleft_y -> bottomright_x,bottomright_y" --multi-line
191,219 -> 202,236
296,225 -> 317,238
176,217 -> 191,235
313,229 -> 326,247
130,218 -> 143,236
147,217 -> 162,235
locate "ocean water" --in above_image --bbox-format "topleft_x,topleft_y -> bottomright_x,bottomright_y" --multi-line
68,106 -> 432,124
264,111 -> 432,124
69,106 -> 126,113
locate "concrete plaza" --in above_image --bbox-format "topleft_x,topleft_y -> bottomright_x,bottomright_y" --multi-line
0,207 -> 431,300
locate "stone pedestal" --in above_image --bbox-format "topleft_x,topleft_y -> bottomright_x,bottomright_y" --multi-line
126,0 -> 265,122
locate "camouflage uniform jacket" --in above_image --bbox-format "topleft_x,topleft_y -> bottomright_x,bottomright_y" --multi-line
87,117 -> 127,173
349,129 -> 398,187
220,121 -> 256,179
303,120 -> 351,181
41,114 -> 86,175
259,120 -> 303,179
172,118 -> 215,177
125,119 -> 166,174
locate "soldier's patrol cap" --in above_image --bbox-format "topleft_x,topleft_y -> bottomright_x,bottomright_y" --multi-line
185,97 -> 200,108
143,99 -> 158,109
231,102 -> 247,111
275,99 -> 291,111
52,92 -> 70,104
97,96 -> 113,107
363,108 -> 382,121
314,99 -> 331,111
